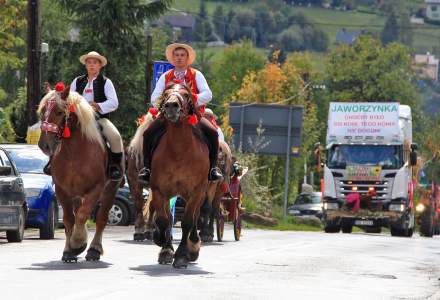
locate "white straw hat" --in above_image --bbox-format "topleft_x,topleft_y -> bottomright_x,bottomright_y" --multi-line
79,51 -> 108,66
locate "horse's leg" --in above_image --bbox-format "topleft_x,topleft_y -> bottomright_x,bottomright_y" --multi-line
199,197 -> 212,243
173,191 -> 203,269
86,181 -> 118,261
151,189 -> 174,264
57,189 -> 78,262
69,187 -> 102,257
127,159 -> 147,241
144,192 -> 155,240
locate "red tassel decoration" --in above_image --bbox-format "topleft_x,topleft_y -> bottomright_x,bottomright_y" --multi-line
148,107 -> 159,116
69,104 -> 75,113
55,82 -> 65,92
188,114 -> 198,125
62,126 -> 71,138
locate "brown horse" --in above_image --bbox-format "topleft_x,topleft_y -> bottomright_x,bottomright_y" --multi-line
126,113 -> 155,241
144,83 -> 209,268
199,141 -> 233,242
37,86 -> 123,262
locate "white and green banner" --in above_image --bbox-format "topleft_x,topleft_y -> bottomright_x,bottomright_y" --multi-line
328,102 -> 400,144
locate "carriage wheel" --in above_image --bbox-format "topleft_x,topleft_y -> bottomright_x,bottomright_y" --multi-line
233,207 -> 241,241
216,215 -> 224,242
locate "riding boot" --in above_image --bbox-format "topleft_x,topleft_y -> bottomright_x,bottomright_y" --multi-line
139,118 -> 166,184
43,156 -> 52,175
199,118 -> 223,182
109,152 -> 123,181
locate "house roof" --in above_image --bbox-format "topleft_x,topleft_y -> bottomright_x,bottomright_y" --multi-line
414,54 -> 439,66
335,29 -> 364,45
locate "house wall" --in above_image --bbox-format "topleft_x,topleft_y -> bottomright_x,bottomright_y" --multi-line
426,4 -> 440,21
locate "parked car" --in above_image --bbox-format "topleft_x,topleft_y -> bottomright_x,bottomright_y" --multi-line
0,146 -> 27,242
288,192 -> 323,219
1,144 -> 59,239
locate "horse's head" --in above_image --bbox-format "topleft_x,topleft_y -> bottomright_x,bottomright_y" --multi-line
160,83 -> 194,124
37,83 -> 72,156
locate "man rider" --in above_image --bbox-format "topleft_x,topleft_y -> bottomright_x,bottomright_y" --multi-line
139,43 -> 222,183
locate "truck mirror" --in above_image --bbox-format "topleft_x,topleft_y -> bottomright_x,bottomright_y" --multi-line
410,151 -> 418,166
0,166 -> 12,176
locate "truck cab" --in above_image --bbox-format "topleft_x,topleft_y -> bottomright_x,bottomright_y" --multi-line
322,103 -> 417,237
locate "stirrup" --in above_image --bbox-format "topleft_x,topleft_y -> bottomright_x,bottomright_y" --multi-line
109,165 -> 123,181
138,167 -> 151,183
209,168 -> 223,182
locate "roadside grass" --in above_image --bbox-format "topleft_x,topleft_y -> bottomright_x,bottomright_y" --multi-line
243,217 -> 322,232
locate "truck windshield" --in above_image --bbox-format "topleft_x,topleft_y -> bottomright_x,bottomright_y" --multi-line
327,145 -> 403,169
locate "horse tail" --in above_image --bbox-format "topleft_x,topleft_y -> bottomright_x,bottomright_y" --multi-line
128,112 -> 155,169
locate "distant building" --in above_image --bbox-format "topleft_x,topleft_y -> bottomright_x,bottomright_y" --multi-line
426,0 -> 440,22
152,14 -> 196,41
414,53 -> 439,82
335,29 -> 365,46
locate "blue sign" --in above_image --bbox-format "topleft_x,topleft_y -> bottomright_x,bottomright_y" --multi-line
152,61 -> 174,92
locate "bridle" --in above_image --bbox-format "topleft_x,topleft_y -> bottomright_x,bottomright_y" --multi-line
40,96 -> 74,139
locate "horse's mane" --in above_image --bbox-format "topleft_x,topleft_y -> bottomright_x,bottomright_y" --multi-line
38,90 -> 104,150
128,112 -> 155,168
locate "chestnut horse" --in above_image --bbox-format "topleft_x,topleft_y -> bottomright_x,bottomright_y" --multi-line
38,87 -> 123,262
143,83 -> 209,268
126,113 -> 155,241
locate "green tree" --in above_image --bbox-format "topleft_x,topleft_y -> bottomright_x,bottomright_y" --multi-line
381,11 -> 399,45
0,0 -> 26,71
55,0 -> 172,139
210,41 -> 266,113
194,0 -> 215,42
325,36 -> 419,109
212,5 -> 226,41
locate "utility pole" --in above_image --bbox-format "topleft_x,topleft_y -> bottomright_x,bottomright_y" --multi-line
145,35 -> 153,105
26,0 -> 41,127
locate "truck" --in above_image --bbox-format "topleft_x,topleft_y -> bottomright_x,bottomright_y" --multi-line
321,102 -> 418,237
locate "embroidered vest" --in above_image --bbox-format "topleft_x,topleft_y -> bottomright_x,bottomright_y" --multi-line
75,74 -> 109,119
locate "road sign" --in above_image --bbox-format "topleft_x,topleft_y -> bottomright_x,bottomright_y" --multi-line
152,61 -> 174,92
229,103 -> 303,156
229,103 -> 304,217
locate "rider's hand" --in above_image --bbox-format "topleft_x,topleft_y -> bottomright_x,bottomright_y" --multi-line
90,101 -> 100,112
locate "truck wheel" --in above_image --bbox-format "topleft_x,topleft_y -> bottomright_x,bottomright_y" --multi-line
7,207 -> 25,243
324,217 -> 340,233
420,207 -> 434,237
341,224 -> 352,234
40,200 -> 56,239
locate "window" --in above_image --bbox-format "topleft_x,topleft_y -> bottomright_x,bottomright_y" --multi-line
431,5 -> 438,12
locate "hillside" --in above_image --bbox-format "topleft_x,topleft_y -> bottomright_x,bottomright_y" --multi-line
170,0 -> 440,54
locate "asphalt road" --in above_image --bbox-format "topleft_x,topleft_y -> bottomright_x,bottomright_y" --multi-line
0,226 -> 439,300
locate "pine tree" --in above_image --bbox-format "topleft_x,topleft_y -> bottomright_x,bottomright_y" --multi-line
381,11 -> 399,45
194,0 -> 214,42
213,5 -> 225,41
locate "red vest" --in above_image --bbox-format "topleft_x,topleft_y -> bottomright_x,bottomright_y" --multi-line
165,68 -> 205,115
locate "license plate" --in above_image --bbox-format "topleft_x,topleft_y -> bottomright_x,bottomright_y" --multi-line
0,207 -> 19,226
355,220 -> 374,226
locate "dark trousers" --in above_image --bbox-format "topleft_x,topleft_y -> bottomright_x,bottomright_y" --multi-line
143,117 -> 219,171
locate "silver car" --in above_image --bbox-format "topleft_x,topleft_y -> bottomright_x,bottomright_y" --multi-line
288,192 -> 323,219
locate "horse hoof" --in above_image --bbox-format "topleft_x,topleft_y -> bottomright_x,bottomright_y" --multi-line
145,231 -> 153,241
70,243 -> 87,256
133,233 -> 145,241
172,257 -> 188,269
85,248 -> 101,261
62,252 -> 78,263
158,249 -> 174,265
188,251 -> 199,262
